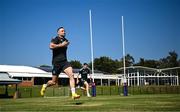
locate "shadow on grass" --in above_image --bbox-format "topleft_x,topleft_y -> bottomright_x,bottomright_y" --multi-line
75,102 -> 83,105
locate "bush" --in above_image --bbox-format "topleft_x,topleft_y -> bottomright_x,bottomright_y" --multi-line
0,85 -> 179,98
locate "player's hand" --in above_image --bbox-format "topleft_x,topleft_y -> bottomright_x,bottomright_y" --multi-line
62,41 -> 69,47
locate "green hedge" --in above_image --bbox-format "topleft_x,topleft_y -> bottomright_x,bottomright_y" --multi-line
0,85 -> 180,98
127,86 -> 180,95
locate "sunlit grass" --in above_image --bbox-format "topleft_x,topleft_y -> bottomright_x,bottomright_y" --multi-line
1,94 -> 180,112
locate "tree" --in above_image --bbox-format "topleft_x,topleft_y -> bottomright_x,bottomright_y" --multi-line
136,58 -> 145,66
121,54 -> 135,67
135,58 -> 160,68
143,60 -> 159,68
159,51 -> 179,68
39,65 -> 50,67
69,60 -> 82,69
167,51 -> 179,67
93,56 -> 121,74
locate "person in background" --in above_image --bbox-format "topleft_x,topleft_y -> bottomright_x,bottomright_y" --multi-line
77,63 -> 91,97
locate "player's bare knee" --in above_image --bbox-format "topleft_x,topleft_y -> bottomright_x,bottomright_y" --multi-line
69,74 -> 74,79
49,81 -> 56,85
52,81 -> 56,85
84,82 -> 88,86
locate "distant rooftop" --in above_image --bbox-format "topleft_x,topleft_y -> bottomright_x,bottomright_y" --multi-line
0,72 -> 22,85
36,66 -> 103,73
118,66 -> 180,72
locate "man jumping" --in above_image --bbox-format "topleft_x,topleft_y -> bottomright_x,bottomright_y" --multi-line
40,27 -> 80,99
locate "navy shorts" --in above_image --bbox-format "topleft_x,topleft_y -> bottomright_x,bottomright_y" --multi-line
79,78 -> 88,87
52,61 -> 71,76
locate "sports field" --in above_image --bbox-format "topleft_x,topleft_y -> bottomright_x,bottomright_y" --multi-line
0,94 -> 180,112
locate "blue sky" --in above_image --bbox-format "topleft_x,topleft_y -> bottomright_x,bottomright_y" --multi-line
0,0 -> 180,66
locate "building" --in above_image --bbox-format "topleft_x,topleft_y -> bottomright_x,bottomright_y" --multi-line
0,72 -> 22,98
1,65 -> 179,87
0,65 -> 47,86
118,66 -> 180,86
0,65 -> 120,86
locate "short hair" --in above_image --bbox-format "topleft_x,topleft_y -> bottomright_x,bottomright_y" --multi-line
57,27 -> 64,32
83,63 -> 88,65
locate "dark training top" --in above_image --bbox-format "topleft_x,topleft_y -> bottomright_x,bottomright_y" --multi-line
51,36 -> 68,65
79,67 -> 91,80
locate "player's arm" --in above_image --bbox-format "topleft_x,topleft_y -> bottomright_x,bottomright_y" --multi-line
76,74 -> 80,84
49,41 -> 69,49
89,68 -> 93,82
88,68 -> 92,78
77,70 -> 82,84
89,73 -> 92,79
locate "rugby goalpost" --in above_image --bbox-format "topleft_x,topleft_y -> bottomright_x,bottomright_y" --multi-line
89,10 -> 96,97
121,16 -> 128,96
89,9 -> 95,83
89,10 -> 127,96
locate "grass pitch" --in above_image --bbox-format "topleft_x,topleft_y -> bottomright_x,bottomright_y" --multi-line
0,94 -> 180,112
